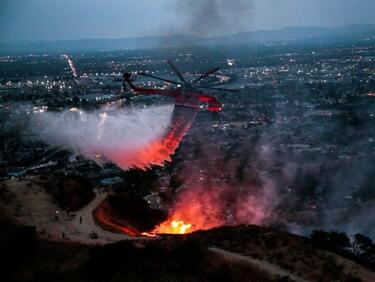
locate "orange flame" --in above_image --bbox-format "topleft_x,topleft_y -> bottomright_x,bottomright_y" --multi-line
152,186 -> 225,235
154,219 -> 193,234
152,178 -> 269,235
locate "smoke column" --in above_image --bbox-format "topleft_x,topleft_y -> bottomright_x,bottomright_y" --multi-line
170,0 -> 253,37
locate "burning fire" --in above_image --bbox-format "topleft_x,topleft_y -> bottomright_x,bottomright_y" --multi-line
151,178 -> 270,236
154,220 -> 193,234
95,180 -> 270,237
151,185 -> 226,235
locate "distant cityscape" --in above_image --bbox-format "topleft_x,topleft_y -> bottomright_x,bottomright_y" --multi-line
1,38 -> 375,236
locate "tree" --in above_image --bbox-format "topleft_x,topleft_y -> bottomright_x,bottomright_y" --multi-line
311,230 -> 350,251
311,230 -> 329,247
353,234 -> 373,256
329,231 -> 351,250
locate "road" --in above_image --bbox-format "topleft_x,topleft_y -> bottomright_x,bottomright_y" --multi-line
1,178 -> 135,244
209,247 -> 309,282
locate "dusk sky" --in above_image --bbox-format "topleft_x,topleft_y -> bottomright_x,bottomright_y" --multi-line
1,0 -> 375,42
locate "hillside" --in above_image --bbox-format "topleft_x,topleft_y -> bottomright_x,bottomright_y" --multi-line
1,219 -> 373,282
1,178 -> 373,281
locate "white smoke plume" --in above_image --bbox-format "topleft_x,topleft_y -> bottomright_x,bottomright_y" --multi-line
29,104 -> 175,170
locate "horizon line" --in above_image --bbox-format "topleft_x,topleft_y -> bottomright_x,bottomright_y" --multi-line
1,23 -> 374,45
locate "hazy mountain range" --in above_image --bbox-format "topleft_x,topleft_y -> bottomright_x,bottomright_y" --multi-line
1,24 -> 375,54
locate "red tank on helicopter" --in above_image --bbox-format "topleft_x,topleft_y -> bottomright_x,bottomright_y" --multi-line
123,60 -> 238,112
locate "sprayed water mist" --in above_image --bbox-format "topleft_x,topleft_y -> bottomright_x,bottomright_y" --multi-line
29,105 -> 176,170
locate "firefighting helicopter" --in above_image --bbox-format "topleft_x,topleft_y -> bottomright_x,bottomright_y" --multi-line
123,60 -> 239,112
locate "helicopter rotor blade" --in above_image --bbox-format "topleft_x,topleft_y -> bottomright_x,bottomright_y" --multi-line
167,60 -> 186,83
199,86 -> 240,93
138,72 -> 179,85
192,67 -> 220,85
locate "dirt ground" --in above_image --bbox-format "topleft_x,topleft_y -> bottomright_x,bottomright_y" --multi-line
0,177 -> 137,244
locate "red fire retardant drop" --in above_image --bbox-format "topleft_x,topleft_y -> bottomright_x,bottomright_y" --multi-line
109,106 -> 198,170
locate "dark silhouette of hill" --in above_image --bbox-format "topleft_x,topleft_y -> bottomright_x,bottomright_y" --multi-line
1,216 -> 373,282
1,24 -> 375,54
